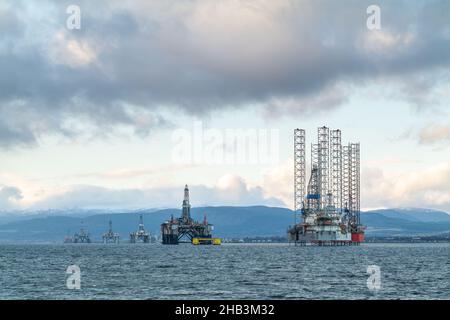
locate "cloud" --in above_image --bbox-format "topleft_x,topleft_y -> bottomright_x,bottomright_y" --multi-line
262,85 -> 349,119
2,160 -> 450,213
0,186 -> 23,209
261,159 -> 294,209
418,124 -> 450,145
262,159 -> 450,213
213,174 -> 281,205
1,0 -> 450,147
401,123 -> 450,147
362,162 -> 450,212
71,164 -> 197,180
3,174 -> 283,210
48,29 -> 98,68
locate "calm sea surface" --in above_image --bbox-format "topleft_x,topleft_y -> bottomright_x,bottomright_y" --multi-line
0,243 -> 448,299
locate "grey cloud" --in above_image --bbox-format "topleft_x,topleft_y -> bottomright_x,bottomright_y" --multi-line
1,0 -> 450,147
0,186 -> 23,209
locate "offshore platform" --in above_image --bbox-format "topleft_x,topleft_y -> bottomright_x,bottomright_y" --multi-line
161,185 -> 220,245
287,126 -> 365,246
73,225 -> 91,243
130,214 -> 151,243
102,220 -> 120,244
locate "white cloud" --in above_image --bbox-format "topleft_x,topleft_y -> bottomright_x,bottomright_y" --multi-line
362,162 -> 450,212
0,173 -> 283,211
260,159 -> 450,213
0,173 -> 70,208
261,159 -> 294,209
361,30 -> 415,55
2,160 -> 450,213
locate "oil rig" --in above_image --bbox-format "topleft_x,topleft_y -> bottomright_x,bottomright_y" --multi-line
287,126 -> 365,246
73,225 -> 91,243
161,185 -> 221,245
102,220 -> 120,244
130,214 -> 151,243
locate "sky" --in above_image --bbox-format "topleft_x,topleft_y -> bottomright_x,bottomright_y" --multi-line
0,0 -> 449,213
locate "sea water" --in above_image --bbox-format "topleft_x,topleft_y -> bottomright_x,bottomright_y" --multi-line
0,243 -> 448,299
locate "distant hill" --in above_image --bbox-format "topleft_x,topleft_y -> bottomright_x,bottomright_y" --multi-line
0,206 -> 449,242
367,208 -> 450,223
361,211 -> 450,236
361,208 -> 450,236
0,206 -> 293,243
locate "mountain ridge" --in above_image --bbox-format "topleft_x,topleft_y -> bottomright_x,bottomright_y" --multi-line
0,206 -> 449,242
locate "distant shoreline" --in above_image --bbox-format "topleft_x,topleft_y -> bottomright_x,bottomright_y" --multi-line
0,238 -> 449,245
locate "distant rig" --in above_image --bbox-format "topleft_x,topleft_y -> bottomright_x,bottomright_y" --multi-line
103,220 -> 120,244
64,185 -> 220,245
64,215 -> 155,244
130,214 -> 152,243
65,224 -> 91,243
287,126 -> 365,245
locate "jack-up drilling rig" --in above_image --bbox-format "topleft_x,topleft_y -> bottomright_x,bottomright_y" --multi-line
287,127 -> 365,246
130,214 -> 151,243
161,185 -> 220,245
102,220 -> 120,244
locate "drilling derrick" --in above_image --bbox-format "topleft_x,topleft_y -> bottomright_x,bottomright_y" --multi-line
318,126 -> 329,210
288,127 -> 365,246
347,143 -> 363,241
330,130 -> 342,214
103,220 -> 120,244
161,185 -> 221,245
182,184 -> 191,223
294,129 -> 306,224
130,214 -> 151,243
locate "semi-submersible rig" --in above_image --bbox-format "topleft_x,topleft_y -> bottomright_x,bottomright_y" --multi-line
161,185 -> 221,245
102,220 -> 120,244
287,126 -> 365,245
130,214 -> 152,243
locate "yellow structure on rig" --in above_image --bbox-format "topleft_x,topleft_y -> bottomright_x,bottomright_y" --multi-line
192,238 -> 222,245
